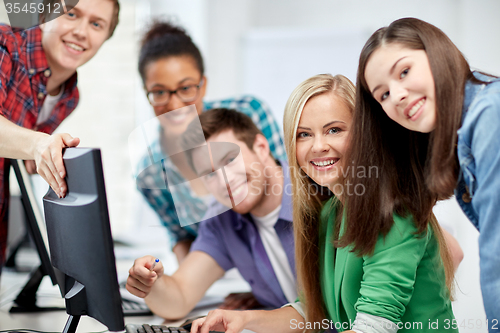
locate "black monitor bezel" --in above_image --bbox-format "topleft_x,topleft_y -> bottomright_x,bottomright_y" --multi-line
43,148 -> 125,332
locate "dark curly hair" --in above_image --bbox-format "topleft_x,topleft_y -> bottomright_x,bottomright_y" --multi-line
138,20 -> 204,82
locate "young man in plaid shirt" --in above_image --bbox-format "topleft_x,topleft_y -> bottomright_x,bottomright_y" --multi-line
0,0 -> 120,274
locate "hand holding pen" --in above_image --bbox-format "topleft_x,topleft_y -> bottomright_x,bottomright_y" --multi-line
150,258 -> 160,271
126,255 -> 163,299
148,258 -> 161,278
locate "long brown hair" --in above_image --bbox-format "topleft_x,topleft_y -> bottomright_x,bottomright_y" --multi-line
283,74 -> 355,331
343,17 -> 462,294
357,17 -> 482,201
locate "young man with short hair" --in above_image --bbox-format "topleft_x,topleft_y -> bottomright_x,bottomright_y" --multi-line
126,109 -> 296,319
0,0 -> 120,273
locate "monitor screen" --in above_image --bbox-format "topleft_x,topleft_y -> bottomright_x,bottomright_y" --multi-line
43,148 -> 124,332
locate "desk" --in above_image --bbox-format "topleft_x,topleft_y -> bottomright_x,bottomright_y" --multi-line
0,254 -> 255,333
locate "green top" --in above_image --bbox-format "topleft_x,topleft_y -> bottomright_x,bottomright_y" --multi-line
319,197 -> 457,332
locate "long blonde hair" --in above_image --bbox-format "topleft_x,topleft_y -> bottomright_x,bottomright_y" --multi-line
285,73 -> 455,331
283,74 -> 355,330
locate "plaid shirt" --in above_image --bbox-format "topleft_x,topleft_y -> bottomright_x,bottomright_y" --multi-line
0,25 -> 79,268
136,96 -> 286,247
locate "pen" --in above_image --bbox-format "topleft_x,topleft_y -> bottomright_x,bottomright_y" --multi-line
150,258 -> 159,271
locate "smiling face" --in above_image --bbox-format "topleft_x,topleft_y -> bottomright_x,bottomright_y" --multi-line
296,92 -> 352,191
364,43 -> 436,133
191,130 -> 269,215
144,56 -> 207,136
40,0 -> 114,74
144,56 -> 206,116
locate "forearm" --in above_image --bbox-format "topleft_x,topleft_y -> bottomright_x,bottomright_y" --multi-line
244,307 -> 305,333
0,115 -> 47,159
144,274 -> 193,320
173,239 -> 194,264
143,252 -> 224,320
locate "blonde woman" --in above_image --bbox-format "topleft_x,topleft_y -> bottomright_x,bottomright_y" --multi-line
190,74 -> 457,333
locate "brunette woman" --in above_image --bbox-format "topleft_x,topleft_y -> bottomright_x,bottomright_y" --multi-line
358,18 -> 499,330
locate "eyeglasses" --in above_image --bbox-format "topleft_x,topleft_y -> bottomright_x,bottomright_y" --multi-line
146,79 -> 205,106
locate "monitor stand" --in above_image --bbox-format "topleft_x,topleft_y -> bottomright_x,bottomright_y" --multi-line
63,315 -> 81,333
10,265 -> 64,313
60,280 -> 88,333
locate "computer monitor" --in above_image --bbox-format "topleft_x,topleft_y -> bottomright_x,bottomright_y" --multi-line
9,158 -> 152,316
43,148 -> 124,333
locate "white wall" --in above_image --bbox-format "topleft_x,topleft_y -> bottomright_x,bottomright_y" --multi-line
202,0 -> 500,98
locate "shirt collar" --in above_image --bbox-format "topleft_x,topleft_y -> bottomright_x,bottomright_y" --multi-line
235,159 -> 293,230
462,71 -> 496,124
26,26 -> 49,74
277,160 -> 293,222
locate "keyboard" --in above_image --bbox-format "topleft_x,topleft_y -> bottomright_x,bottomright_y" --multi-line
125,323 -> 222,333
120,281 -> 224,317
126,324 -> 188,333
122,297 -> 153,316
